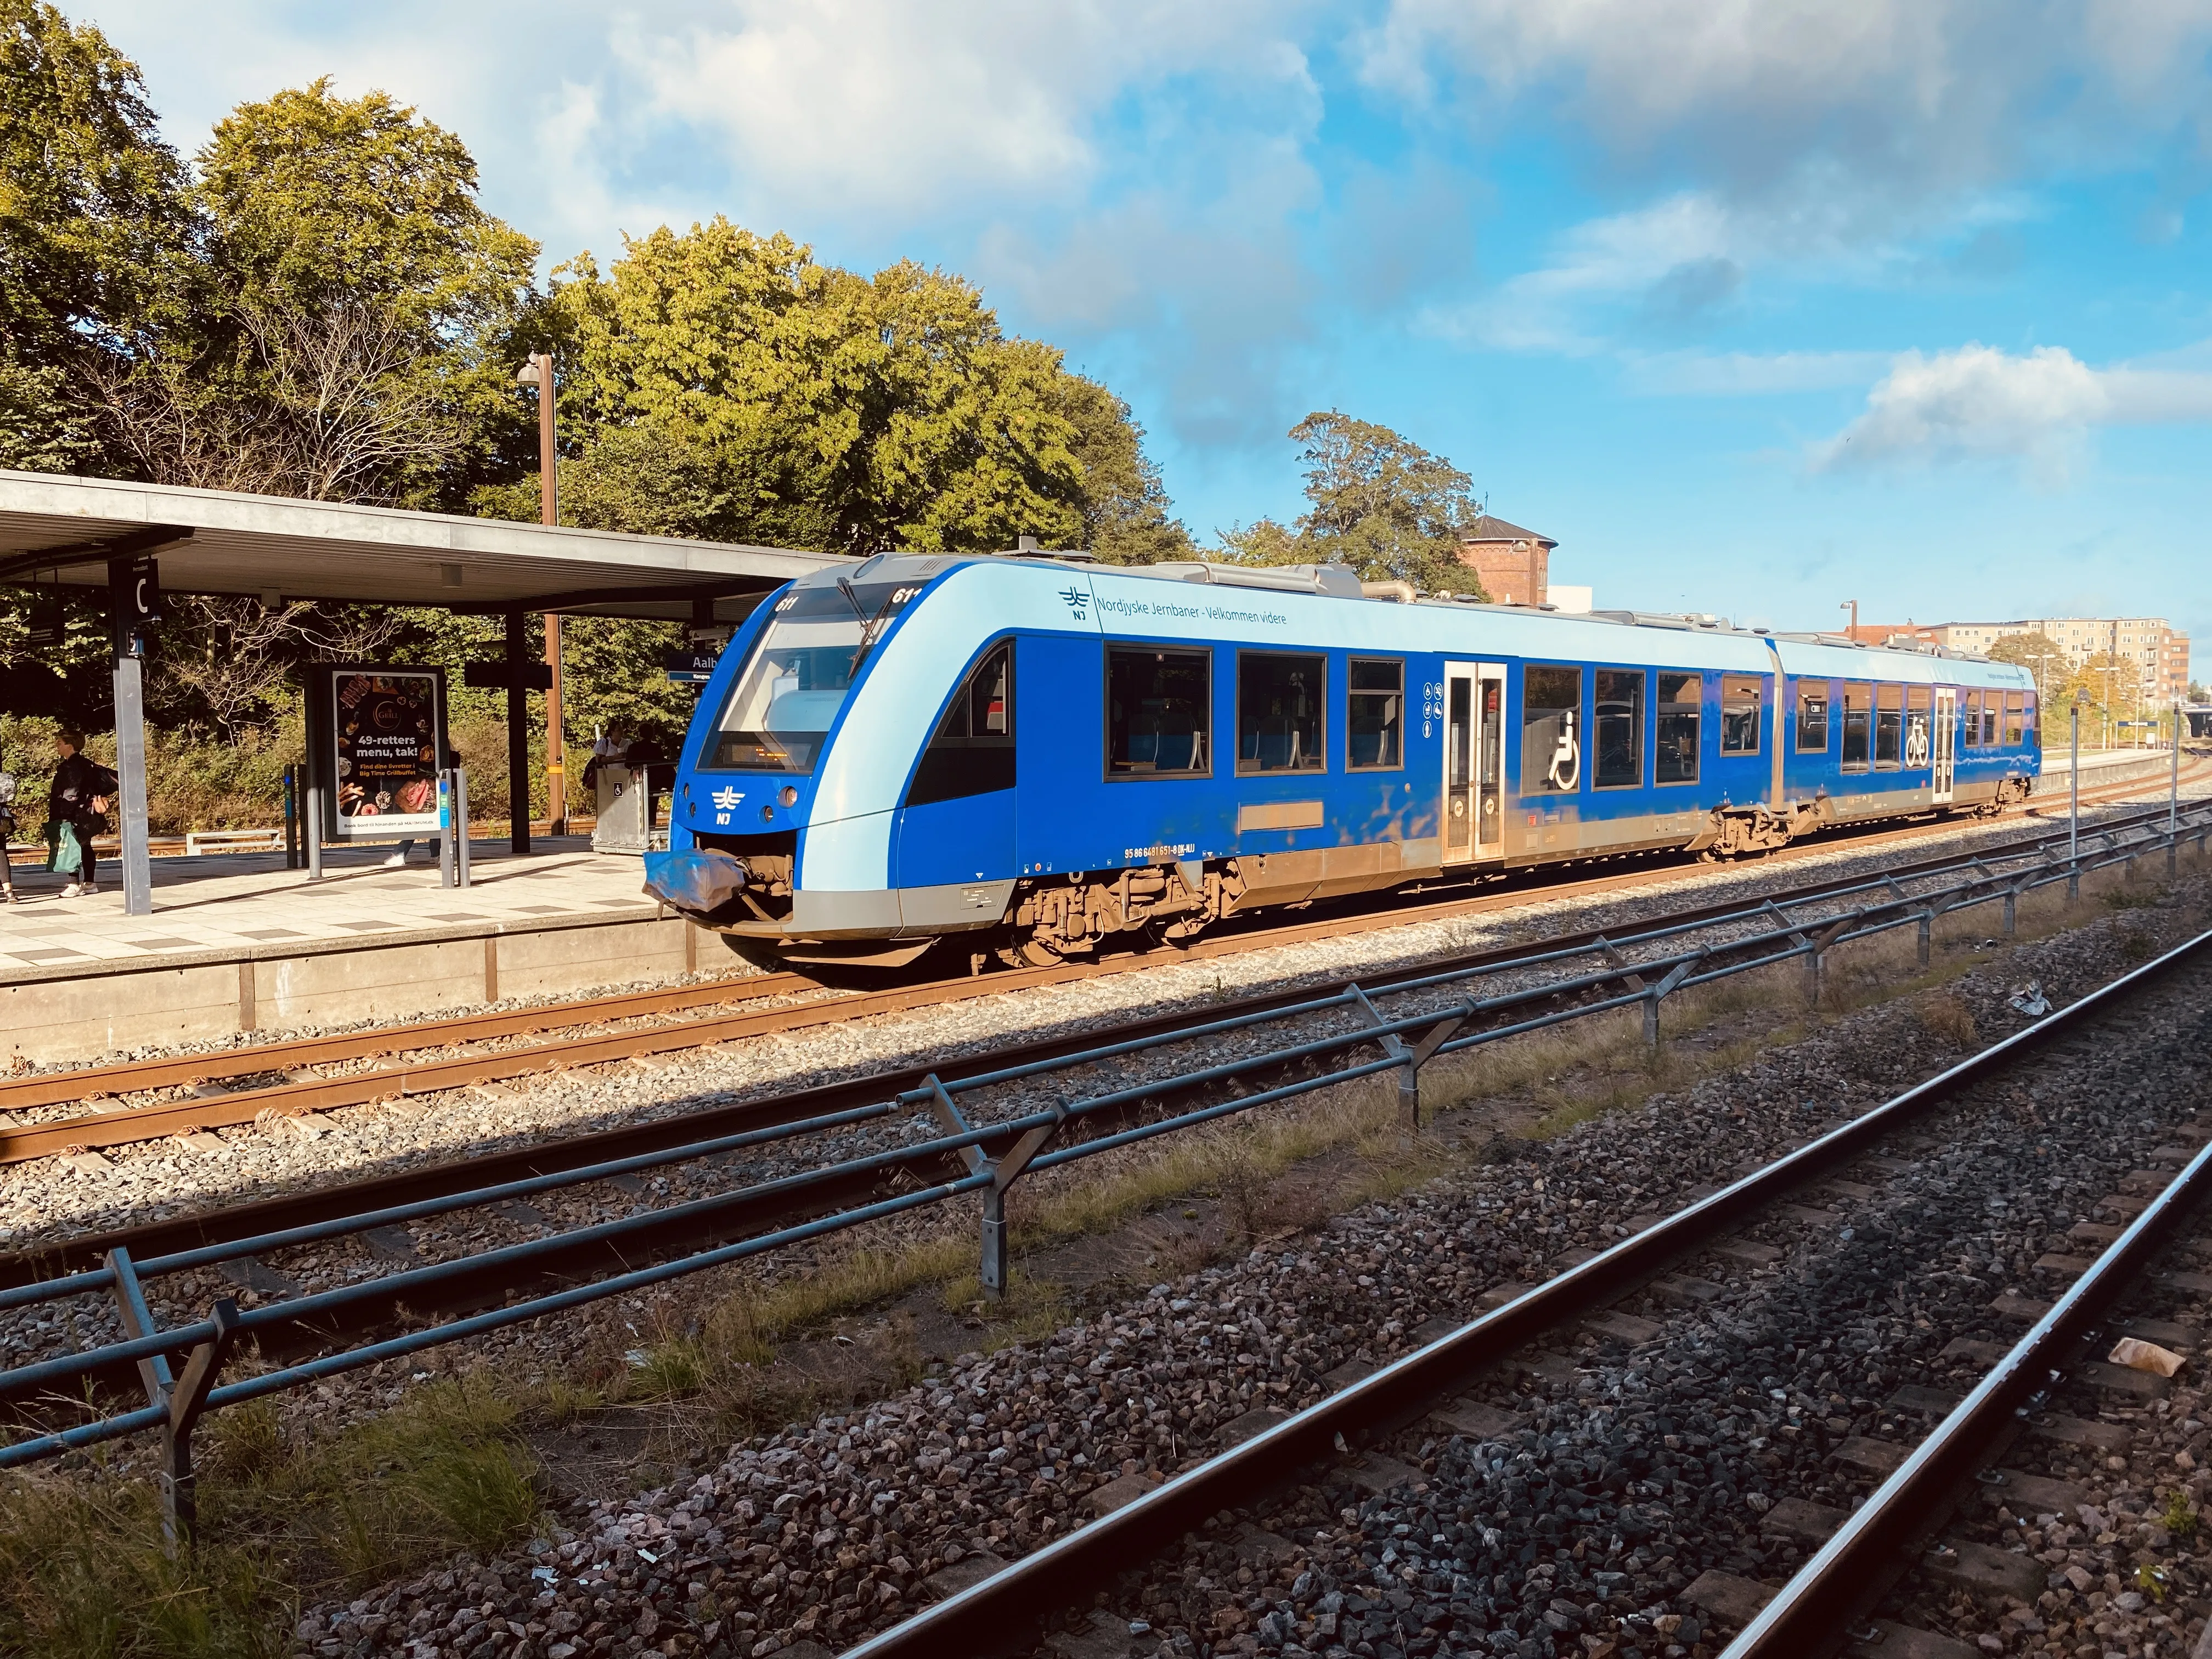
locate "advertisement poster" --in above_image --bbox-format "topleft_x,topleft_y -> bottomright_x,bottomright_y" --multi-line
314,667 -> 447,839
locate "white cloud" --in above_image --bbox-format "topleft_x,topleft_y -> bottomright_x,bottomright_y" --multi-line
1423,187 -> 1920,351
1811,342 -> 2212,475
612,0 -> 1308,217
1358,1 -> 2212,219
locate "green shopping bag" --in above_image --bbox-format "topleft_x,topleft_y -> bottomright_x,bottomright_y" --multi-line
46,820 -> 82,877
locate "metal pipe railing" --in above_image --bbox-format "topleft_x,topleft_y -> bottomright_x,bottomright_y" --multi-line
841,920 -> 2212,1659
3,802 -> 2204,1531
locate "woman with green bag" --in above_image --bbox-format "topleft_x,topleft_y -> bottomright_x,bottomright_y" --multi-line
47,730 -> 114,899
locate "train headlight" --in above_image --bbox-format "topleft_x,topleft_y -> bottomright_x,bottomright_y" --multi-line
779,786 -> 799,807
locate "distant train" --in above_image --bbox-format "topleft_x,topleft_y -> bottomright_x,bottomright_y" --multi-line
646,552 -> 2039,968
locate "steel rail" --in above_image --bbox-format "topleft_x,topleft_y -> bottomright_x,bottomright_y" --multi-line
0,1171 -> 997,1471
0,866 -> 1893,1289
1723,1092 -> 2212,1651
838,922 -> 2212,1659
0,968 -> 823,1113
5,791 -> 2199,1164
13,807 -> 2188,1312
19,807 -> 2189,1293
2,819 -> 2200,1477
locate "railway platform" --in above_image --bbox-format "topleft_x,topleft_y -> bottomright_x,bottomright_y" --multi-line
0,837 -> 721,1063
2039,742 -> 2185,792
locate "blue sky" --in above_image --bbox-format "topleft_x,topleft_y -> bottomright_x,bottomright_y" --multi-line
75,1 -> 2212,652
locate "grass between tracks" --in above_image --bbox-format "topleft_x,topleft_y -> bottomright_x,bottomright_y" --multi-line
0,1370 -> 539,1657
3,842 -> 2200,1655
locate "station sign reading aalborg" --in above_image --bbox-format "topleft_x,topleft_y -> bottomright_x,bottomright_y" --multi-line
306,664 -> 450,840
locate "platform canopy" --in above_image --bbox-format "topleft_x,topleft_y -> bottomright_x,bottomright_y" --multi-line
0,468 -> 845,619
0,469 -> 855,914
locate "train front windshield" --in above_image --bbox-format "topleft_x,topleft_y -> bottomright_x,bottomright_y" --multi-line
707,580 -> 916,772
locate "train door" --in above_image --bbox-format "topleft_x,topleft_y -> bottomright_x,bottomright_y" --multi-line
1442,662 -> 1506,865
1932,687 -> 1956,805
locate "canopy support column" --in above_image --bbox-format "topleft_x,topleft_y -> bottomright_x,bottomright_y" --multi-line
505,610 -> 531,856
111,650 -> 152,915
108,554 -> 154,915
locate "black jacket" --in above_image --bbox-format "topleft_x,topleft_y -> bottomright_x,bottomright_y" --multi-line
49,753 -> 116,827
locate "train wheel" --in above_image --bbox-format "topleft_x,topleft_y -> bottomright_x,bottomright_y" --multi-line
1000,936 -> 1063,969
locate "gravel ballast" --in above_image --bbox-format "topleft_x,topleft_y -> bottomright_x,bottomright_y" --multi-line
291,865 -> 2212,1656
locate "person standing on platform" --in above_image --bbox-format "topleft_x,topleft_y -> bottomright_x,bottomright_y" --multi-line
385,745 -> 462,868
48,730 -> 115,899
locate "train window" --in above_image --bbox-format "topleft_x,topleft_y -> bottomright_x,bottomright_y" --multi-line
1594,669 -> 1645,789
1656,673 -> 1699,785
1905,685 -> 1931,769
1795,683 -> 1831,753
1107,647 -> 1210,777
708,578 -> 921,771
1875,684 -> 1903,769
905,642 -> 1014,807
1347,658 -> 1403,770
1980,696 -> 1999,747
1522,665 -> 1584,794
2022,693 -> 2037,749
1841,683 -> 1872,771
2004,692 -> 2024,747
1962,691 -> 1982,748
1720,675 -> 1762,755
1237,653 -> 1325,774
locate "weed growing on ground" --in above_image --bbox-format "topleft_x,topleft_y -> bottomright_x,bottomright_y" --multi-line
0,1372 -> 541,1656
936,1273 -> 1071,1352
210,1370 -> 542,1589
1918,994 -> 1980,1049
2163,1488 -> 2199,1541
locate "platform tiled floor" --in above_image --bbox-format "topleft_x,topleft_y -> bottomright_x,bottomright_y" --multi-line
0,745 -> 2175,978
0,836 -> 654,975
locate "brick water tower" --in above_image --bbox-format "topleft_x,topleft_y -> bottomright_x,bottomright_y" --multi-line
1456,515 -> 1558,605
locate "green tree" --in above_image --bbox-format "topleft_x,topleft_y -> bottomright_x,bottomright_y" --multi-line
1218,411 -> 1486,592
1051,375 -> 1192,563
520,218 -> 1162,556
560,614 -> 696,752
0,0 -> 190,471
89,78 -> 542,507
1984,631 -> 2069,704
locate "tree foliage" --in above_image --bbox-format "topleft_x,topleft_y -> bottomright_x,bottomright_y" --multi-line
1984,632 -> 2070,702
0,0 -> 188,471
1218,411 -> 1486,593
472,219 -> 1186,558
0,7 -> 1194,819
90,78 -> 541,507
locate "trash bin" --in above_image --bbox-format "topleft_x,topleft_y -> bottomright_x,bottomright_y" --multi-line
590,764 -> 667,854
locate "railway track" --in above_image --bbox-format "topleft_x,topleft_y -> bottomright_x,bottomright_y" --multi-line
4,780 -> 2202,1167
839,921 -> 2212,1659
12,799 -> 2203,1296
2,803 -> 2203,1506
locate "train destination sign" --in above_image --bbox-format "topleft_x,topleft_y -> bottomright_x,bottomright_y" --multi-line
307,664 -> 450,840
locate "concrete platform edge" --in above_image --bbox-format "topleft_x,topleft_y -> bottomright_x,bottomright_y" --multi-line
0,900 -> 668,990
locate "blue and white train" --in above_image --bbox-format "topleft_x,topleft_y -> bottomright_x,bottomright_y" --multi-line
648,552 -> 2040,967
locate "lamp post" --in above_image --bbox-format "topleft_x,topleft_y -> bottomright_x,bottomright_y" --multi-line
2174,697 -> 2184,866
1839,600 -> 1858,640
2069,687 -> 2087,898
515,353 -> 567,836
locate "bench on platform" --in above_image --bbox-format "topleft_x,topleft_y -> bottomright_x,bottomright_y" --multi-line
183,829 -> 286,856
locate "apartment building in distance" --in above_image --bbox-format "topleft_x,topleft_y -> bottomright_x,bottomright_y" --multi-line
1847,617 -> 2190,702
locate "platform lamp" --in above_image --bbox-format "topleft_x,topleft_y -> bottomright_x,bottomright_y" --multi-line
2069,685 -> 2090,891
1839,599 -> 1858,640
516,352 -> 568,834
